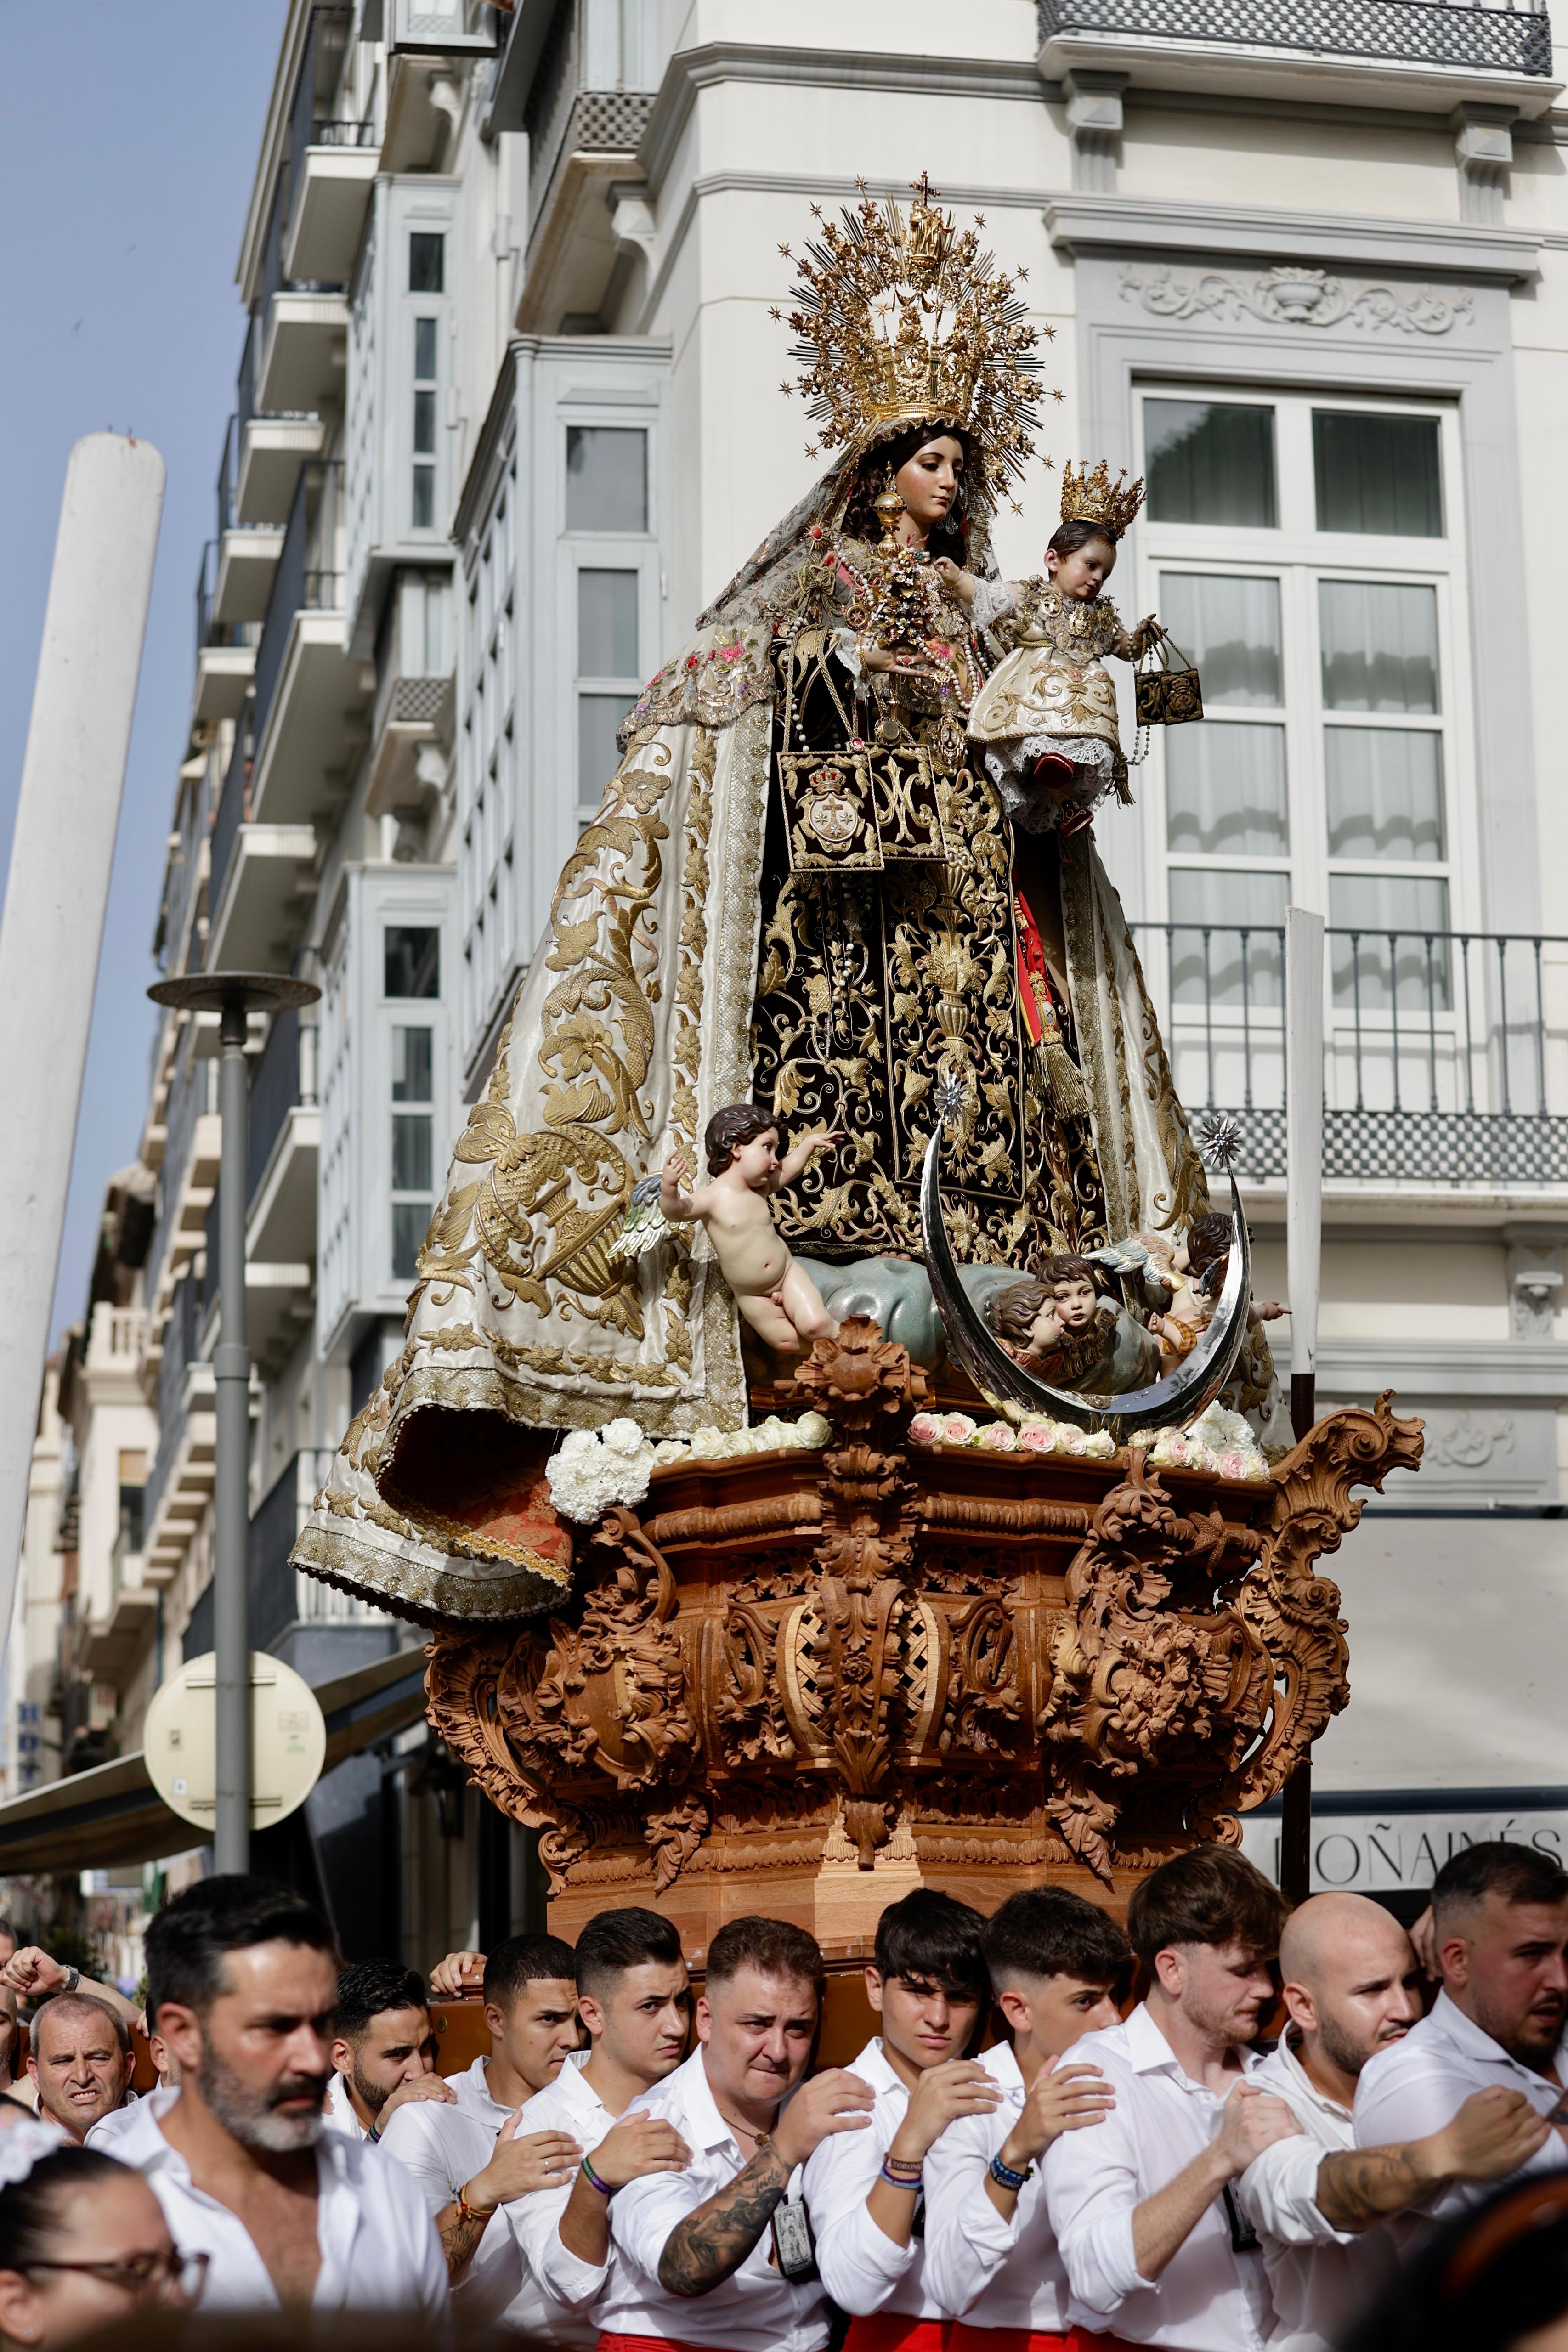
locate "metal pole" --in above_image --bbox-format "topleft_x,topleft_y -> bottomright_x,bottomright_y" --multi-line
1281,907 -> 1325,1905
214,997 -> 252,1871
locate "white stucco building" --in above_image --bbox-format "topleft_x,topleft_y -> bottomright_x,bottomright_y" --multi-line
15,0 -> 1568,1938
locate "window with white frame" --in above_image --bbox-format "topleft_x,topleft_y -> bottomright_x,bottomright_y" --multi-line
565,422 -> 655,822
1135,388 -> 1467,1021
409,232 -> 444,533
461,458 -> 517,1057
385,923 -> 440,1281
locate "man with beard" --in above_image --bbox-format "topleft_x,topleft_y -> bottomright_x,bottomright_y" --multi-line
26,1994 -> 136,2142
1043,1846 -> 1302,2352
324,1959 -> 452,2141
1354,1843 -> 1568,2222
88,1874 -> 444,2311
1236,1890 -> 1550,2352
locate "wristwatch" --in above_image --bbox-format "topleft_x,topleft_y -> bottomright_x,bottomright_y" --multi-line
61,1966 -> 80,1995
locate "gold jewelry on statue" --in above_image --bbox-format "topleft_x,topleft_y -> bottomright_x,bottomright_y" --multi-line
1059,459 -> 1146,542
783,175 -> 1044,502
874,471 -> 907,554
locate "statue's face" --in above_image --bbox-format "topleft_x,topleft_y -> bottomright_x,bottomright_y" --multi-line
894,434 -> 965,535
1053,1274 -> 1100,1334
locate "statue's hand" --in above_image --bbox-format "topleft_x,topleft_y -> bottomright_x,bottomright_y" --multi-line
932,556 -> 976,606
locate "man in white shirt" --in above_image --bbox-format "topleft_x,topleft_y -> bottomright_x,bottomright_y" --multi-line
27,1994 -> 136,2142
1354,1841 -> 1568,2225
924,1886 -> 1127,2350
801,1888 -> 1000,2352
1042,1846 -> 1302,2352
377,1929 -> 585,2280
92,1871 -> 444,2312
323,1957 -> 450,2142
605,1914 -> 876,2352
1237,1889 -> 1551,2352
477,1905 -> 694,2339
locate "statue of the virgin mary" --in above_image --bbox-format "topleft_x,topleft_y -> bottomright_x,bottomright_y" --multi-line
296,184 -> 1277,1624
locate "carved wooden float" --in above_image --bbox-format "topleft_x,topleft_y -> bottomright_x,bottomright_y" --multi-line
425,1318 -> 1422,1956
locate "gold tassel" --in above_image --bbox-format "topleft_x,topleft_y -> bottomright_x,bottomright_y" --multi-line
1029,980 -> 1090,1118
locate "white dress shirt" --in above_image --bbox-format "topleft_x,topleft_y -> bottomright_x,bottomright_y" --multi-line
1234,2035 -> 1402,2352
922,2039 -> 1075,2333
465,2050 -> 606,2343
1042,2003 -> 1274,2352
323,2073 -> 370,2140
87,2085 -> 446,2313
800,2037 -> 938,2319
377,2050 -> 518,2216
80,2095 -> 143,2154
606,2046 -> 829,2352
1353,1988 -> 1568,2224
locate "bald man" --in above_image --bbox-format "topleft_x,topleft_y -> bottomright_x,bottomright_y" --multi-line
1234,1892 -> 1549,2352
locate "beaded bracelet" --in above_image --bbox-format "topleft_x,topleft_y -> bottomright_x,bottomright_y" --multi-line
988,2150 -> 1033,2193
581,2154 -> 615,2197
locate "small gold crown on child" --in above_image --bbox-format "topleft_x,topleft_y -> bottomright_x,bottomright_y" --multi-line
1059,459 -> 1146,542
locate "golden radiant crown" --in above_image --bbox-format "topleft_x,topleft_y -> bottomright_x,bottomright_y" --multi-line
1060,460 -> 1145,542
775,176 -> 1048,503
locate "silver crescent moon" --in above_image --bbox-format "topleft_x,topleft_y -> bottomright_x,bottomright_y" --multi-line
919,1131 -> 1254,1438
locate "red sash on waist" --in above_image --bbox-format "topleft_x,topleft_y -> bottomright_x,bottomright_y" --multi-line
596,2333 -> 728,2352
844,2318 -> 953,2352
950,2326 -> 1071,2352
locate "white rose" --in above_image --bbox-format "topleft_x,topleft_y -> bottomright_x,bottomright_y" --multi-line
601,1416 -> 647,1459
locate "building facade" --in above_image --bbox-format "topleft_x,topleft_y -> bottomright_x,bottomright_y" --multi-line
14,0 -> 1568,1948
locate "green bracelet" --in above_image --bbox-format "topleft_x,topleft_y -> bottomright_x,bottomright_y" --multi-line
581,2153 -> 615,2196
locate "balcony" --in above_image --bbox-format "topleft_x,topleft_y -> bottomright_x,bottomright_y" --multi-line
283,6 -> 377,285
498,0 -> 657,331
143,1049 -> 221,1344
254,174 -> 350,418
365,673 -> 454,820
248,1004 -> 321,1268
184,1450 -> 381,1664
1134,923 -> 1568,1204
206,756 -> 317,977
1037,0 -> 1557,108
250,459 -> 371,828
144,1275 -> 215,1586
192,541 -> 258,726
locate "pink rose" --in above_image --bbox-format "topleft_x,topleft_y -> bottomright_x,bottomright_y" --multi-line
940,1413 -> 978,1444
1019,1422 -> 1055,1453
977,1422 -> 1017,1451
1218,1449 -> 1247,1480
907,1413 -> 941,1447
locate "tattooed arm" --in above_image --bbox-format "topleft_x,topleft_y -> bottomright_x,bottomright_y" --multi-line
656,2070 -> 875,2299
1315,2088 -> 1552,2233
436,2198 -> 492,2280
657,2142 -> 794,2296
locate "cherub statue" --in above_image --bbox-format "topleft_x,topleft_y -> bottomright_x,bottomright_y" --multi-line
985,1253 -> 1162,1395
660,1104 -> 846,1354
935,461 -> 1164,838
1174,1211 -> 1290,1344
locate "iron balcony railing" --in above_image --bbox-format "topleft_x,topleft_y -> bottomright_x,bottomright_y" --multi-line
195,528 -> 262,665
1038,0 -> 1551,72
1132,923 -> 1568,1186
248,1002 -> 317,1204
285,6 -> 357,232
154,1272 -> 203,1481
208,719 -> 250,925
184,1451 -> 379,1662
252,458 -> 343,749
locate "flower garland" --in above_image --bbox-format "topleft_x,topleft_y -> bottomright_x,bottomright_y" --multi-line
906,1399 -> 1269,1481
546,1413 -> 834,1525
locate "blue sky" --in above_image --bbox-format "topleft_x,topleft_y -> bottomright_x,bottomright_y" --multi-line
0,0 -> 289,1349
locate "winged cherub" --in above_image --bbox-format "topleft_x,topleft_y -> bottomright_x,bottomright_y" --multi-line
660,1104 -> 845,1353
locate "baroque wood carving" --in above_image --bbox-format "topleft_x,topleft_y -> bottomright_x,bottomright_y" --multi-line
425,1324 -> 1422,1921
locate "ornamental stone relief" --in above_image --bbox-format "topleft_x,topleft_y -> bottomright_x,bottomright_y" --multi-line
1119,264 -> 1473,337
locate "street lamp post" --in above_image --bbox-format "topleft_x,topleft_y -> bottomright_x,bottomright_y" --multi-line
147,971 -> 320,1873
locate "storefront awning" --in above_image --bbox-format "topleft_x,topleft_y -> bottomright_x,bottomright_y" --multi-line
0,1646 -> 428,1877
